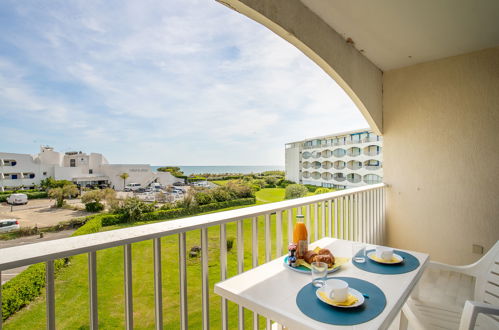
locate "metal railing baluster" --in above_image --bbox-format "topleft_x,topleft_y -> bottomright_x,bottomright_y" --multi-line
321,202 -> 326,239
306,205 -> 311,244
88,251 -> 98,330
220,224 -> 228,330
179,232 -> 188,330
237,220 -> 244,330
124,244 -> 133,330
201,227 -> 209,330
251,217 -> 259,330
314,203 -> 319,242
153,238 -> 163,330
276,211 -> 283,257
265,214 -> 271,262
328,200 -> 332,237
46,260 -> 55,330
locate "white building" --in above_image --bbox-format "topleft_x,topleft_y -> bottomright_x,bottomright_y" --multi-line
0,146 -> 182,192
285,129 -> 383,189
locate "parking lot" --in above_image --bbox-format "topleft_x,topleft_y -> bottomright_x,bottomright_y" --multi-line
0,198 -> 89,228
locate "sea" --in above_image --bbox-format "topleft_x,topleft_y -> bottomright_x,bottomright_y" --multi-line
151,165 -> 284,176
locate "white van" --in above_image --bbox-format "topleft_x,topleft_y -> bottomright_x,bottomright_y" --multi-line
0,219 -> 20,233
124,183 -> 141,192
6,193 -> 28,205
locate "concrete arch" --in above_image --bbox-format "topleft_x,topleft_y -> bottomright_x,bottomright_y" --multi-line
218,0 -> 383,133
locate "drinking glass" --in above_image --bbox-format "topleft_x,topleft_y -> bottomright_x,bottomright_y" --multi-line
311,261 -> 328,287
352,242 -> 366,263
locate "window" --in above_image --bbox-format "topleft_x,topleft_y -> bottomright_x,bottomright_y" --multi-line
29,173 -> 35,179
70,159 -> 76,167
89,169 -> 93,174
43,172 -> 47,176
11,174 -> 18,179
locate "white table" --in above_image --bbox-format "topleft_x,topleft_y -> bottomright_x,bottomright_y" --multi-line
214,238 -> 429,329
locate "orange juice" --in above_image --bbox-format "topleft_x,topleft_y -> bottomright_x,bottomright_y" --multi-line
293,215 -> 308,258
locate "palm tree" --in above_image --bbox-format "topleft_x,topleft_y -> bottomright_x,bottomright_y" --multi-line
119,172 -> 129,190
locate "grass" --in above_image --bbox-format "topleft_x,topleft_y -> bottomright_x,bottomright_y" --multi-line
3,188 -> 347,329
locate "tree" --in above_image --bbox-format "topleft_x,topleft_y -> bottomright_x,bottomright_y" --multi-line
284,184 -> 309,200
119,173 -> 129,190
48,184 -> 78,207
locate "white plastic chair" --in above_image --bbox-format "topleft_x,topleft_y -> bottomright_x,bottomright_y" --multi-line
402,240 -> 499,330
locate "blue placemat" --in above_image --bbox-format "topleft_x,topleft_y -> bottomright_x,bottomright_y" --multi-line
353,250 -> 420,274
296,277 -> 386,326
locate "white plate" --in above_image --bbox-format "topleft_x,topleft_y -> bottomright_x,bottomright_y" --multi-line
283,256 -> 341,274
367,252 -> 404,264
316,285 -> 365,308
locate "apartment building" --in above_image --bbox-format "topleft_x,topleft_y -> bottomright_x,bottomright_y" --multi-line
285,129 -> 382,189
0,146 -> 182,192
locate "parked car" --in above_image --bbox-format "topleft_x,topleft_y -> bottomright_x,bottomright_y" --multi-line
6,193 -> 28,205
0,219 -> 20,233
124,183 -> 141,192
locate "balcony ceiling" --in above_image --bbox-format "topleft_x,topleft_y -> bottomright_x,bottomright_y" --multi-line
301,0 -> 499,70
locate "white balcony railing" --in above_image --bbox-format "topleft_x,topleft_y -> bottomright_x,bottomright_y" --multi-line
0,184 -> 386,329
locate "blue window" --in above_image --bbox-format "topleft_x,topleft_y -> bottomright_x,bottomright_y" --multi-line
29,174 -> 35,179
11,174 -> 18,179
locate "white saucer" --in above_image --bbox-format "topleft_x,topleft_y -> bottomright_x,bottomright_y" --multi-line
316,286 -> 365,308
367,252 -> 404,264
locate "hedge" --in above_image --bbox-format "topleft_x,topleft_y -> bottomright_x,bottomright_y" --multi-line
1,214 -> 100,321
0,191 -> 48,202
0,189 -> 41,195
103,198 -> 256,226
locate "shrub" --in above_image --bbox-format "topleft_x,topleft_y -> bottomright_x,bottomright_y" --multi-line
226,180 -> 254,198
211,187 -> 232,202
48,184 -> 79,208
304,184 -> 319,193
103,198 -> 256,226
112,197 -> 155,223
85,202 -> 105,212
315,188 -> 332,195
194,191 -> 214,205
285,184 -> 309,199
187,176 -> 206,182
277,179 -> 295,188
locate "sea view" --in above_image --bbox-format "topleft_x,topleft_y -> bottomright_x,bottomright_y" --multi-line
151,165 -> 284,176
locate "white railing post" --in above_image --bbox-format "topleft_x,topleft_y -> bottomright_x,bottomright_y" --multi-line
153,238 -> 163,330
46,260 -> 56,330
314,203 -> 319,242
179,232 -> 188,330
201,227 -> 209,330
251,217 -> 259,330
237,220 -> 244,330
265,214 -> 271,262
220,224 -> 228,330
88,251 -> 98,330
124,244 -> 133,330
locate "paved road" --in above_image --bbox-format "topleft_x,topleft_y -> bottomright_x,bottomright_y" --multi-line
0,229 -> 75,284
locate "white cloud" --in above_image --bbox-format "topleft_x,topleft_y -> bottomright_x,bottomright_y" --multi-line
0,0 -> 368,165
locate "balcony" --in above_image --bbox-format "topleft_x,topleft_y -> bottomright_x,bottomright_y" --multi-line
333,160 -> 346,170
347,147 -> 361,157
347,160 -> 362,170
332,148 -> 346,157
0,184 -> 386,329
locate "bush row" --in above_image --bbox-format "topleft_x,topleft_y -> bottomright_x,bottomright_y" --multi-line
0,189 -> 41,195
103,197 -> 256,226
1,214 -> 100,321
0,191 -> 48,202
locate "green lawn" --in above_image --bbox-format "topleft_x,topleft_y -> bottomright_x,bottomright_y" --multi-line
4,188 -> 345,329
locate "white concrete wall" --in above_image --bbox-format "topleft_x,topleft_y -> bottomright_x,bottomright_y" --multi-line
383,47 -> 499,264
285,145 -> 301,183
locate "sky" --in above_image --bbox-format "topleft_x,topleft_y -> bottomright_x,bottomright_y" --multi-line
0,0 -> 368,166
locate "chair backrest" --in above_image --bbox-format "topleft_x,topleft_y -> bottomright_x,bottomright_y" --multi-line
473,241 -> 499,305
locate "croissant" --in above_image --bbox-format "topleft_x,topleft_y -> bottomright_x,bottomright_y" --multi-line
314,254 -> 334,268
303,250 -> 318,264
